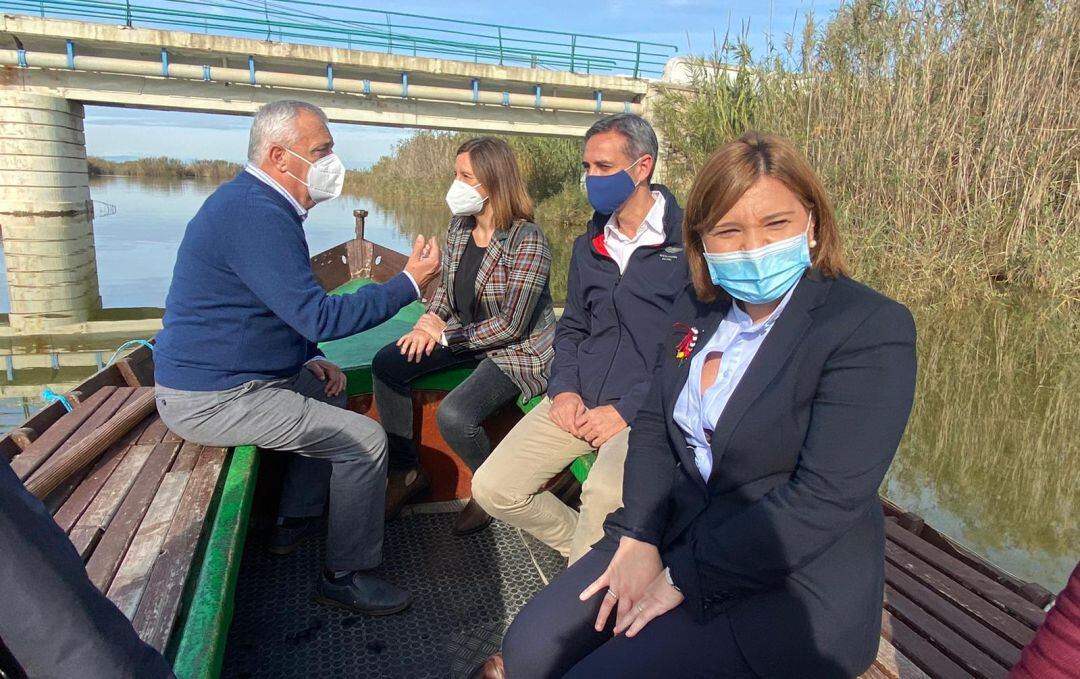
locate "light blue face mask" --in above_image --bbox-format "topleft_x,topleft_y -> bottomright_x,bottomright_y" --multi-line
703,216 -> 813,304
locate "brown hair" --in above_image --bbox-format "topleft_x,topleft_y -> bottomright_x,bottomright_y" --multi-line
456,137 -> 534,230
684,132 -> 847,303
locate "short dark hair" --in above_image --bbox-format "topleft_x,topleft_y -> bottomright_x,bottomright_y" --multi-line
584,113 -> 659,180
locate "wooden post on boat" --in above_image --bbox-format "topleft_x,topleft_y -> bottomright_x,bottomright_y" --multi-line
349,209 -> 374,281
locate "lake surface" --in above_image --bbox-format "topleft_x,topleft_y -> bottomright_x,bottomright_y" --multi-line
1,175 -> 1075,594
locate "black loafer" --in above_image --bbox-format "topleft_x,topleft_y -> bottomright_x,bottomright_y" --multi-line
268,516 -> 324,556
315,572 -> 412,616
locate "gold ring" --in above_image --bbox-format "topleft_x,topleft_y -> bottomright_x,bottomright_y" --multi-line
635,602 -> 646,614
605,589 -> 618,600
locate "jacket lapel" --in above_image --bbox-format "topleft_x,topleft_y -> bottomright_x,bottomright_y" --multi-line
704,273 -> 832,488
444,218 -> 470,314
473,226 -> 509,307
662,293 -> 730,489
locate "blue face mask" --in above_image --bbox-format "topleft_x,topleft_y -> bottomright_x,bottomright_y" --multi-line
703,217 -> 813,304
585,157 -> 644,214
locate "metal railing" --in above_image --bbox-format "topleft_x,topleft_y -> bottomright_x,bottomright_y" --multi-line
1,0 -> 677,78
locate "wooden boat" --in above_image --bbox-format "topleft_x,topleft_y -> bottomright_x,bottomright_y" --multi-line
0,210 -> 1058,679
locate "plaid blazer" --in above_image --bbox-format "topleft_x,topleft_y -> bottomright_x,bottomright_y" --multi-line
427,216 -> 556,402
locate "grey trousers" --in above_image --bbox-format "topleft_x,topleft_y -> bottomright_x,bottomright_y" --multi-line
155,369 -> 388,571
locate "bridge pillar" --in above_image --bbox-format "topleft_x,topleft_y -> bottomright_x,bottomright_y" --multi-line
0,91 -> 101,333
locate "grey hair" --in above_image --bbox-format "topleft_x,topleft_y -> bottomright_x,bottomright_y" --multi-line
584,113 -> 659,180
247,100 -> 328,164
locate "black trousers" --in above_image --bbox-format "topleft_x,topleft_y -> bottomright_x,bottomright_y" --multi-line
371,343 -> 520,472
503,548 -> 757,679
0,458 -> 173,679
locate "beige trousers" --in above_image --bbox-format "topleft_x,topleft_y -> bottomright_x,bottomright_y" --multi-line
472,397 -> 630,563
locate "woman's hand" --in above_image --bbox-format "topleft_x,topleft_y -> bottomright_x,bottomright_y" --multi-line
396,330 -> 436,363
414,312 -> 447,341
616,570 -> 685,638
578,537 -> 663,633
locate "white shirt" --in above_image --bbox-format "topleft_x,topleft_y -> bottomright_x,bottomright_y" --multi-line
673,281 -> 800,482
603,191 -> 666,273
243,164 -> 421,363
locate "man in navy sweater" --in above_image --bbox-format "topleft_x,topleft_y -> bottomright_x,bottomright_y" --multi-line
154,100 -> 440,615
472,114 -> 687,565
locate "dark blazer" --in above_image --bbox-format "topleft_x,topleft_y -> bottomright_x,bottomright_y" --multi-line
605,271 -> 918,678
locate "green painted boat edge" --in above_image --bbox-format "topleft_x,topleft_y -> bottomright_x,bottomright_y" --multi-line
172,445 -> 260,679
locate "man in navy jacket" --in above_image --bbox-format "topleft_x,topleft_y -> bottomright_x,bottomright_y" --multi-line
154,100 -> 440,615
473,114 -> 688,563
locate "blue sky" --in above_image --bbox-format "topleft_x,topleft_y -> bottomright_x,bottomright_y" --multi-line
83,0 -> 840,165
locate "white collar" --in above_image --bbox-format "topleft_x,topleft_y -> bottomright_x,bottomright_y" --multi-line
604,190 -> 666,242
727,278 -> 801,333
245,164 -> 308,221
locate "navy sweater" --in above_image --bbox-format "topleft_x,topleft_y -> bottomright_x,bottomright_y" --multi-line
547,185 -> 688,425
155,171 -> 417,391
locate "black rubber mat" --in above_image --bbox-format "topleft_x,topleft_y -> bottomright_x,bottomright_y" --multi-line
222,511 -> 565,678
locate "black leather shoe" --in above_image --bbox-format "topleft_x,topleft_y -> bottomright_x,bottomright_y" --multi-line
385,467 -> 431,520
452,498 -> 493,536
315,572 -> 412,616
267,516 -> 324,555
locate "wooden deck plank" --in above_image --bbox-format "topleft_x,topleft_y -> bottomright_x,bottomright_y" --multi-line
72,444 -> 155,536
170,442 -> 203,474
85,442 -> 181,591
68,525 -> 104,562
51,414 -> 152,533
860,636 -> 930,679
132,446 -> 227,651
9,386 -> 116,479
886,522 -> 1045,629
136,415 -> 170,446
881,609 -> 971,679
885,541 -> 1036,648
884,584 -> 1010,678
107,470 -> 190,619
41,387 -> 138,511
886,562 -> 1023,668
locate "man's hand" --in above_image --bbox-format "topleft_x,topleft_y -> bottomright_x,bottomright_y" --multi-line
549,392 -> 587,437
578,405 -> 627,448
414,312 -> 447,341
306,358 -> 346,397
396,330 -> 436,363
403,235 -> 442,291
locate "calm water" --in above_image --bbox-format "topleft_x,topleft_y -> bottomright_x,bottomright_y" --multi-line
1,176 -> 1075,594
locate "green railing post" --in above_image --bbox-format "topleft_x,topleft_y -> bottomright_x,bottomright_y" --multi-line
497,26 -> 504,65
570,34 -> 576,72
125,0 -> 132,27
385,13 -> 393,53
633,41 -> 641,78
38,0 -> 43,17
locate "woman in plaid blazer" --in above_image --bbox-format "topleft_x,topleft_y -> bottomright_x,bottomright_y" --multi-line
372,137 -> 556,536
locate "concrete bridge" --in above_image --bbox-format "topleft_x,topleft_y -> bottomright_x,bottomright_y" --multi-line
0,5 -> 684,385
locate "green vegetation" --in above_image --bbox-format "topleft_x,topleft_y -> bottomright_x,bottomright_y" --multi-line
87,156 -> 243,181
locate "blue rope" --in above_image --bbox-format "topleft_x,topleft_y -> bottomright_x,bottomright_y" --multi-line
42,387 -> 72,412
105,339 -> 154,367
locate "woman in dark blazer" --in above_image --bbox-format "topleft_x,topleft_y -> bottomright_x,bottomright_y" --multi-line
493,132 -> 918,678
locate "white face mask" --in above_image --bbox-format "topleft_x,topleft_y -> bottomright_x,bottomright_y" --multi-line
445,179 -> 486,216
284,147 -> 345,204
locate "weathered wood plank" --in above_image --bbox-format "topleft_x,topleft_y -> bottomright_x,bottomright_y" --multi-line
865,635 -> 929,679
10,386 -> 117,479
25,388 -> 156,498
885,541 -> 1035,648
51,412 -> 152,533
107,470 -> 190,619
72,444 -> 155,535
41,387 -> 138,512
881,609 -> 970,679
132,446 -> 227,651
68,525 -> 104,562
170,442 -> 203,474
885,584 -> 1010,678
886,561 -> 1022,668
85,442 -> 181,591
10,427 -> 37,450
886,522 -> 1046,629
137,416 -> 170,446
